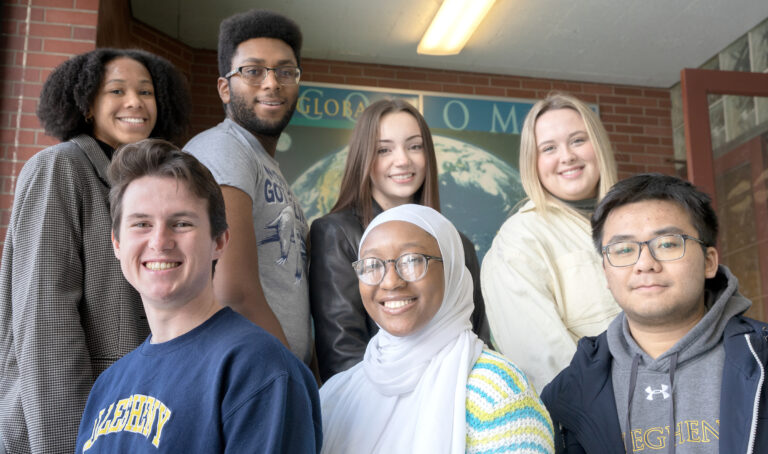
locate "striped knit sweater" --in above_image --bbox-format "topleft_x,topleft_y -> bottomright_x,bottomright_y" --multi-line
466,349 -> 555,453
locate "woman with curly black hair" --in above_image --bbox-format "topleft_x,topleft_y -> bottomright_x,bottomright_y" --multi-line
0,48 -> 190,454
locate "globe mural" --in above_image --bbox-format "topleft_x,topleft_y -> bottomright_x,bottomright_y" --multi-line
291,135 -> 526,261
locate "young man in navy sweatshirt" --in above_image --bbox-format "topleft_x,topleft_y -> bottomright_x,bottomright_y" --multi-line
75,139 -> 321,453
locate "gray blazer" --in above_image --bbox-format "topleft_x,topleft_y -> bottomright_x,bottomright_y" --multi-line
0,135 -> 149,453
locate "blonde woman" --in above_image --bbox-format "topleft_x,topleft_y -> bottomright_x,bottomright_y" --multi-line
481,92 -> 621,392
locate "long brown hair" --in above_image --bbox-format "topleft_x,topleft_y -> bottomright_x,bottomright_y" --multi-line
331,99 -> 440,228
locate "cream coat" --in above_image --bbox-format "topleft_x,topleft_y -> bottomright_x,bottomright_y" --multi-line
481,200 -> 620,392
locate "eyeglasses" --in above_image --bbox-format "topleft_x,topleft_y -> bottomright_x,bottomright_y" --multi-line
224,65 -> 302,86
352,253 -> 443,286
602,234 -> 706,267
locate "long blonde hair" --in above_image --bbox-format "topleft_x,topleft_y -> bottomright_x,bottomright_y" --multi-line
519,92 -> 618,215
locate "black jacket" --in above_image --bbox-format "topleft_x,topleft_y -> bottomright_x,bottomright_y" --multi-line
309,204 -> 491,382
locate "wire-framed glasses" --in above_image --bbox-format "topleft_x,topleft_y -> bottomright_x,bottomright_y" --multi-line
224,65 -> 301,85
352,253 -> 443,286
602,234 -> 706,267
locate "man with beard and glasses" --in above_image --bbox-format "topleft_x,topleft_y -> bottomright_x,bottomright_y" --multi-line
185,9 -> 312,367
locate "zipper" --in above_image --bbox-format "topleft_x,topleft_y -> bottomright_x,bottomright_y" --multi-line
744,333 -> 764,454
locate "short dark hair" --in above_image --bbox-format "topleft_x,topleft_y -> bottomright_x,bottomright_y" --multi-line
218,9 -> 303,77
591,173 -> 718,252
37,48 -> 190,144
108,139 -> 227,241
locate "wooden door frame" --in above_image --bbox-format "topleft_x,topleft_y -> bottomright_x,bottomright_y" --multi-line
681,68 -> 768,203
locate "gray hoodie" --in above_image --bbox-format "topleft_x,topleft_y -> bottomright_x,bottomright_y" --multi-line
608,266 -> 751,453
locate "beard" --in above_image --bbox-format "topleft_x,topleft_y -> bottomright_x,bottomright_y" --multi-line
227,88 -> 298,138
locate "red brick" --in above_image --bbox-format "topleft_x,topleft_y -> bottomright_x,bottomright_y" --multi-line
521,79 -> 552,90
578,93 -> 598,103
458,75 -> 489,85
658,99 -> 671,109
362,67 -> 396,78
614,105 -> 644,115
396,70 -> 428,81
626,97 -> 658,107
334,65 -> 363,76
303,73 -> 345,84
630,153 -> 667,164
599,105 -> 614,113
602,114 -> 628,124
645,126 -> 673,137
614,87 -> 643,96
630,135 -> 660,144
36,0 -> 75,7
45,9 -> 97,27
408,82 -> 442,92
474,86 -> 506,97
426,72 -> 459,83
24,52 -> 69,68
646,164 -> 675,175
615,124 -> 643,134
28,22 -> 71,39
43,38 -> 93,54
645,108 -> 669,117
643,89 -> 669,99
505,88 -> 537,99
344,76 -> 377,87
72,26 -> 96,41
644,145 -> 672,155
441,84 -> 474,95
491,77 -> 521,88
582,84 -> 613,94
75,0 -> 100,10
14,146 -> 43,161
629,116 -> 658,125
2,19 -> 18,35
616,143 -> 645,153
609,133 -> 630,143
551,81 -> 584,93
599,95 -> 627,104
377,79 -> 412,90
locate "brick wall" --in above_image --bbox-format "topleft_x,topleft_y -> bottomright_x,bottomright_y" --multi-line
0,0 -> 99,244
0,8 -> 675,247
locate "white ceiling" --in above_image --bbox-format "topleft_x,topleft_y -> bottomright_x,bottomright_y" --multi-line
131,0 -> 768,88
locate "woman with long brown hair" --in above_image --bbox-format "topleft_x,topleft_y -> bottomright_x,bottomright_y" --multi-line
309,99 -> 489,381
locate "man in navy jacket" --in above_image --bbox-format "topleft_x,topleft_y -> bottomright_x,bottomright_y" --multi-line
541,173 -> 768,453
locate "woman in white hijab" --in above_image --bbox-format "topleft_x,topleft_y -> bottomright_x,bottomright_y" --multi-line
320,204 -> 554,453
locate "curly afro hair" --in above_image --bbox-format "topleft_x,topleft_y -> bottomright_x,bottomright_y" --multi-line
218,9 -> 303,77
36,48 -> 190,145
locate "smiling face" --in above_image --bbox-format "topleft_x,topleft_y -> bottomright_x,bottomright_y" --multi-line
358,221 -> 444,337
601,199 -> 718,331
91,57 -> 157,148
218,37 -> 299,138
112,176 -> 227,316
535,108 -> 600,201
369,111 -> 427,210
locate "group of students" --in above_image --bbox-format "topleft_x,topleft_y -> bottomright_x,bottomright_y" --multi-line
0,7 -> 767,454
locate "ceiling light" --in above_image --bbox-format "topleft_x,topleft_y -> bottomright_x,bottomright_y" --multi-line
417,0 -> 497,55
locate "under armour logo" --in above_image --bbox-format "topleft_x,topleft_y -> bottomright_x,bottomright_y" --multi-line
645,385 -> 670,400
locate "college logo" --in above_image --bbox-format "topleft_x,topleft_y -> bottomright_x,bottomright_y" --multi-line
645,384 -> 670,400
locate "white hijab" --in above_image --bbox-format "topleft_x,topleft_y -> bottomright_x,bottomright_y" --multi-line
320,204 -> 485,453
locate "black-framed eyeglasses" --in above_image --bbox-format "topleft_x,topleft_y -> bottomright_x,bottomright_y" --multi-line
602,234 -> 706,267
352,253 -> 443,286
224,65 -> 301,86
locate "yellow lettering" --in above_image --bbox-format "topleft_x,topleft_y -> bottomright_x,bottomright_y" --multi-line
686,420 -> 701,442
313,98 -> 321,116
152,404 -> 172,448
701,419 -> 719,442
343,100 -> 352,118
96,403 -> 114,437
125,394 -> 147,433
140,398 -> 159,438
108,398 -> 131,433
644,426 -> 665,449
324,99 -> 339,116
354,102 -> 365,118
631,429 -> 644,451
674,422 -> 683,446
83,412 -> 104,452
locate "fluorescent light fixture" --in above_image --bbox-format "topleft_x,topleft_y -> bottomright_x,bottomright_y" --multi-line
417,0 -> 497,55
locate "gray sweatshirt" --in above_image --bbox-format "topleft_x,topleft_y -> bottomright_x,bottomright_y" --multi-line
608,266 -> 751,453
